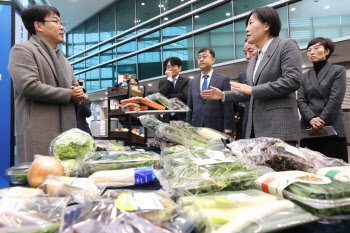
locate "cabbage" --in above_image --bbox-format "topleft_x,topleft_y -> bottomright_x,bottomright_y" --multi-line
50,128 -> 96,160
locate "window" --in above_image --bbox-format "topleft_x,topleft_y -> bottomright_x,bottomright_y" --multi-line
72,24 -> 84,56
117,0 -> 135,34
117,40 -> 136,58
100,5 -> 116,42
86,68 -> 100,92
233,0 -> 280,15
195,23 -> 234,66
117,56 -> 137,78
161,0 -> 190,13
162,18 -> 192,41
100,48 -> 116,63
234,19 -> 246,59
67,33 -> 73,57
163,37 -> 194,71
101,62 -> 116,89
194,1 -> 232,30
85,15 -> 99,56
161,6 -> 191,23
138,48 -> 162,80
136,0 -> 160,25
138,31 -> 161,50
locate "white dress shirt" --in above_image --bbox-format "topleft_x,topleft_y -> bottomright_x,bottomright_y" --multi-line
253,38 -> 274,82
167,75 -> 179,85
200,69 -> 214,92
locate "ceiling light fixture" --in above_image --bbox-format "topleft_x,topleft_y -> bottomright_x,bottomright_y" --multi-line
148,84 -> 153,86
226,13 -> 231,16
290,8 -> 296,11
141,2 -> 145,5
324,6 -> 330,9
195,15 -> 199,18
164,17 -> 168,20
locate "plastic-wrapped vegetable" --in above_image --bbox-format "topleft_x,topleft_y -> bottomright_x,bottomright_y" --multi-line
82,151 -> 160,176
61,159 -> 79,177
95,140 -> 125,151
39,175 -> 103,203
49,128 -> 96,160
89,166 -> 156,187
121,102 -> 148,112
228,137 -> 309,171
195,127 -> 230,141
139,114 -> 163,130
169,98 -> 190,111
0,187 -> 44,198
62,191 -> 199,233
155,123 -> 208,148
162,145 -> 190,155
317,166 -> 350,184
145,93 -> 177,110
164,159 -> 258,196
179,190 -> 316,233
5,162 -> 31,185
121,97 -> 166,110
300,147 -> 348,172
256,171 -> 350,216
0,197 -> 68,233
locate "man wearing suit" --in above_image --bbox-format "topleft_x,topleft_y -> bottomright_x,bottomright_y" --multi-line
238,40 -> 258,138
186,48 -> 234,134
158,57 -> 189,122
8,6 -> 87,162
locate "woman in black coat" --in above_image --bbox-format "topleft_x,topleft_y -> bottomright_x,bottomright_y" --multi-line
297,37 -> 348,162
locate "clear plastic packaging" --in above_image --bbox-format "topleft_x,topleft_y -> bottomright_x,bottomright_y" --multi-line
0,187 -> 44,198
121,97 -> 166,110
95,140 -> 126,151
62,190 -> 200,233
317,166 -> 350,184
61,159 -> 80,177
39,175 -> 104,204
82,151 -> 160,176
121,102 -> 148,112
155,123 -> 208,148
164,159 -> 258,196
0,197 -> 69,233
139,114 -> 163,130
228,137 -> 309,171
194,127 -> 230,141
169,98 -> 190,110
145,93 -> 178,110
179,189 -> 317,233
89,166 -> 156,188
5,162 -> 31,185
49,128 -> 96,160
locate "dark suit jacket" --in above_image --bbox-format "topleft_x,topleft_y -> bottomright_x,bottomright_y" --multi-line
225,38 -> 302,141
158,75 -> 189,122
238,70 -> 250,138
186,71 -> 234,132
76,98 -> 92,135
297,63 -> 346,137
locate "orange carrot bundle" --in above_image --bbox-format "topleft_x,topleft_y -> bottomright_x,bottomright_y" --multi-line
121,97 -> 166,110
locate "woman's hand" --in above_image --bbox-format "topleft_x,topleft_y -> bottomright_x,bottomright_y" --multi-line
309,117 -> 325,129
200,86 -> 224,100
230,82 -> 253,95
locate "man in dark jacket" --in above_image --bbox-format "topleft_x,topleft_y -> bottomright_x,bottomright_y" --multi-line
76,80 -> 92,135
158,57 -> 189,122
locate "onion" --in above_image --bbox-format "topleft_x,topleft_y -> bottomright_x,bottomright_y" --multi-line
28,155 -> 65,188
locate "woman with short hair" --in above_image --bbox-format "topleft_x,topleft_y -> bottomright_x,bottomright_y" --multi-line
298,37 -> 348,162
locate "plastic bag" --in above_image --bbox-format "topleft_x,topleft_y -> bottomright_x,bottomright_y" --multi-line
145,93 -> 178,110
0,187 -> 44,198
121,102 -> 148,112
39,175 -> 104,203
169,98 -> 190,110
228,137 -> 310,171
62,191 -> 199,233
121,97 -> 166,110
82,151 -> 160,176
61,159 -> 80,177
155,123 -> 208,148
89,166 -> 156,187
0,197 -> 69,233
5,162 -> 31,185
95,140 -> 125,151
49,128 -> 96,160
300,147 -> 348,173
139,114 -> 163,130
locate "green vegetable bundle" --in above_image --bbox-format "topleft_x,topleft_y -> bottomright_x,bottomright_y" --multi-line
83,151 -> 160,176
139,115 -> 163,130
95,140 -> 125,151
6,162 -> 31,185
166,160 -> 257,195
145,93 -> 177,110
50,128 -> 96,160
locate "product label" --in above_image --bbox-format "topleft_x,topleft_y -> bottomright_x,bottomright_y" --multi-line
317,166 -> 350,184
255,171 -> 332,198
60,177 -> 92,189
134,167 -> 155,185
115,192 -> 164,211
221,193 -> 253,203
0,187 -> 40,198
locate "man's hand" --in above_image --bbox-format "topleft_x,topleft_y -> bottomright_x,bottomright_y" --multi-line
71,86 -> 87,103
165,70 -> 172,81
201,86 -> 224,100
224,129 -> 232,135
309,117 -> 325,130
230,82 -> 253,95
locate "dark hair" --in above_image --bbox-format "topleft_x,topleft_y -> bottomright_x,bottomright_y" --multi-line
22,5 -> 60,35
307,37 -> 335,60
197,48 -> 215,58
164,57 -> 182,67
246,6 -> 281,37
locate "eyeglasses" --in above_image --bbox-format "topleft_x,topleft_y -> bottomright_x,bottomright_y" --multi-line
166,65 -> 178,69
197,55 -> 209,60
307,45 -> 321,53
43,20 -> 66,27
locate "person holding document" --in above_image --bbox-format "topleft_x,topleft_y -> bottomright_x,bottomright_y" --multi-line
297,37 -> 348,162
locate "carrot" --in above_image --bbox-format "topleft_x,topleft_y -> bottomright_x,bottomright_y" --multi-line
121,97 -> 166,110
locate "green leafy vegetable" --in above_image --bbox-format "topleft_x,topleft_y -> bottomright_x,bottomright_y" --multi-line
145,93 -> 177,110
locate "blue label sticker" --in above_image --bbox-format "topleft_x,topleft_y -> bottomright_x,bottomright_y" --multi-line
134,166 -> 155,185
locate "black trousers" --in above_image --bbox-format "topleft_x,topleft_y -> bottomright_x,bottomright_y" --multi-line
300,136 -> 348,162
